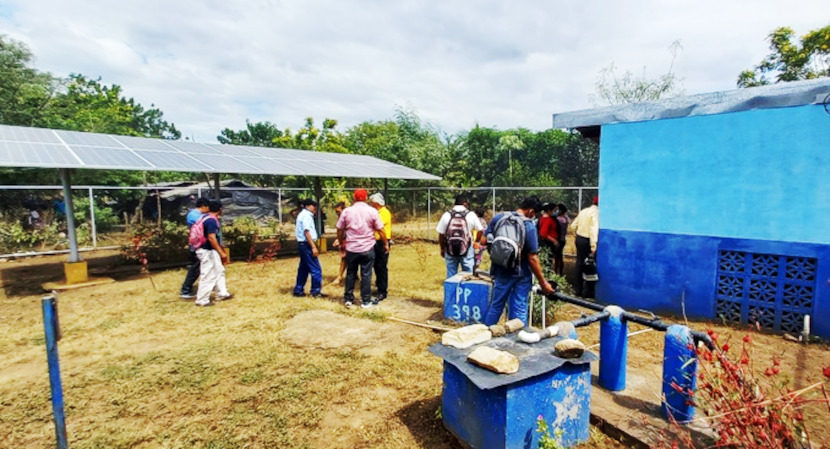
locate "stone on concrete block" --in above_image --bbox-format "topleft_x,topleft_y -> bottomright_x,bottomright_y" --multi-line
503,318 -> 524,333
467,346 -> 520,374
442,324 -> 492,349
554,338 -> 586,359
489,324 -> 506,337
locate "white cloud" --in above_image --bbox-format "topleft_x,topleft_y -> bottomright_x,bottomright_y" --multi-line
1,0 -> 828,141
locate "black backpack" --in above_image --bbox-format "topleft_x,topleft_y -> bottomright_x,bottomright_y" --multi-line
487,213 -> 528,270
446,209 -> 472,257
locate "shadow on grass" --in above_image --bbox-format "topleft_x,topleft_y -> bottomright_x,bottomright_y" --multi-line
396,395 -> 463,449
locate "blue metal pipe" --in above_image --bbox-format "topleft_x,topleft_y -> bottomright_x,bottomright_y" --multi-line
42,295 -> 68,449
599,306 -> 628,391
662,325 -> 697,422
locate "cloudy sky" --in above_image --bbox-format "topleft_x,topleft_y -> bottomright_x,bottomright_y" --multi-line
1,0 -> 827,141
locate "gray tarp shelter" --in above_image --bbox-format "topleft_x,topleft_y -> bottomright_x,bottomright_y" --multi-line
0,124 -> 441,265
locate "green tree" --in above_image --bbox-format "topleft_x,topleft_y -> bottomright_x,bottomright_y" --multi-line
737,25 -> 830,87
44,74 -> 180,139
592,41 -> 684,105
217,120 -> 283,147
0,35 -> 57,127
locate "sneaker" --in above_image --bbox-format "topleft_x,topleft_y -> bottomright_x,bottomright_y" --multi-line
179,293 -> 196,299
311,292 -> 329,298
292,292 -> 306,298
344,301 -> 354,309
195,301 -> 214,307
373,294 -> 387,302
361,301 -> 377,309
216,293 -> 234,301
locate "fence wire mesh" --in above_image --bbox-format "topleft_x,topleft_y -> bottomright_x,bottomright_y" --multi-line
0,185 -> 597,257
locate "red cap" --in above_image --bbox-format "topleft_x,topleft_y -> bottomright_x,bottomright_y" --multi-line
592,196 -> 599,205
354,189 -> 368,201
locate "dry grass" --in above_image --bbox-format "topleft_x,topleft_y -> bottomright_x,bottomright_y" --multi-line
0,242 -> 626,449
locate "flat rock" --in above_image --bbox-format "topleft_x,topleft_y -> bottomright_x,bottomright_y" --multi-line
467,346 -> 520,374
442,324 -> 492,349
503,318 -> 524,333
554,338 -> 586,358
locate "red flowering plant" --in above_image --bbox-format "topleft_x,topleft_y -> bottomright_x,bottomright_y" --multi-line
663,330 -> 830,448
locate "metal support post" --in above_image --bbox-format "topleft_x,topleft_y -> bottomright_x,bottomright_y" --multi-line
599,305 -> 627,391
662,325 -> 697,422
59,168 -> 80,263
42,294 -> 68,449
578,188 -> 583,211
88,188 -> 97,249
278,189 -> 282,223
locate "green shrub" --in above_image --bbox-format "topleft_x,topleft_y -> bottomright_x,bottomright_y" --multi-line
121,220 -> 188,263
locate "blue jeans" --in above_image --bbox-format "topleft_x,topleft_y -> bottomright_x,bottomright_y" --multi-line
445,245 -> 475,278
484,273 -> 533,326
294,242 -> 322,295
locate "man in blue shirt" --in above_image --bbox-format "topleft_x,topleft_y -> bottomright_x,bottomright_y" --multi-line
195,200 -> 233,307
484,196 -> 555,326
293,199 -> 326,297
180,197 -> 210,299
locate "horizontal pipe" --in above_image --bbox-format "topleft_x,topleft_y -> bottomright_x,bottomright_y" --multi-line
571,311 -> 610,328
548,292 -> 714,349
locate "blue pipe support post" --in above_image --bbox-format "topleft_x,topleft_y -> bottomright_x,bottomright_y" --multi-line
42,295 -> 68,449
599,305 -> 627,391
662,324 -> 697,422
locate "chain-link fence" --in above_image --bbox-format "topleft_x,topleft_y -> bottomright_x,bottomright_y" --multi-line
0,185 -> 597,257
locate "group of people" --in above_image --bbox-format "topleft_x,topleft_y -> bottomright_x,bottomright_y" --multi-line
434,194 -> 598,325
179,189 -> 599,325
292,188 -> 391,308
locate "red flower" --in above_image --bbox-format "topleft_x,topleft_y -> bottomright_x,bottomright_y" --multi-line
722,343 -> 730,352
743,335 -> 751,343
823,366 -> 830,378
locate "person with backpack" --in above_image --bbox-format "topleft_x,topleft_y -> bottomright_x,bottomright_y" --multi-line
483,196 -> 555,326
193,200 -> 233,307
180,197 -> 210,299
435,195 -> 485,278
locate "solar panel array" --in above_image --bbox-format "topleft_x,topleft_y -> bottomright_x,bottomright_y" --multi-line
0,124 -> 441,180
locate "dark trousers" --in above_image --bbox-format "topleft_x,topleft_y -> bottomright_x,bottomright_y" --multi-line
373,240 -> 388,297
180,249 -> 200,294
345,249 -> 375,304
294,242 -> 323,295
575,235 -> 595,298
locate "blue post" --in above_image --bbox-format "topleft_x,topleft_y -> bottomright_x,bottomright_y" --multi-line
662,324 -> 697,422
599,305 -> 627,391
42,295 -> 68,449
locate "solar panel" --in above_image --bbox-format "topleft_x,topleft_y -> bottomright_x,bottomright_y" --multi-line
0,124 -> 441,180
55,130 -> 123,147
72,147 -> 153,169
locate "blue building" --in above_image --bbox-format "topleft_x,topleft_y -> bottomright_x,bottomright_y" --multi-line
553,78 -> 830,339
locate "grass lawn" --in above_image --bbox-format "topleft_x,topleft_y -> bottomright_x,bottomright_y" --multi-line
0,241 -> 624,449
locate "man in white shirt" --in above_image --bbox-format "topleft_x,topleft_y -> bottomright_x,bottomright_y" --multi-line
293,199 -> 325,298
571,196 -> 599,298
435,194 -> 486,278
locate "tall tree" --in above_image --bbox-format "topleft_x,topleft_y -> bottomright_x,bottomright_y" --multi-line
0,35 -> 57,127
592,41 -> 684,105
44,74 -> 180,139
738,25 -> 830,87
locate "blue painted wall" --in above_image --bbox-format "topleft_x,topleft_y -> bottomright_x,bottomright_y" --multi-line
597,104 -> 830,337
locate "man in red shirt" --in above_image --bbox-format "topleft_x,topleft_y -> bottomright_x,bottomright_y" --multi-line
537,203 -> 560,272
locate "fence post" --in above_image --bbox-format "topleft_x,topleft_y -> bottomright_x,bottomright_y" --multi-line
578,188 -> 583,211
662,325 -> 697,422
278,189 -> 282,223
42,294 -> 68,449
599,305 -> 627,391
427,188 -> 431,232
88,187 -> 97,249
491,188 -> 496,217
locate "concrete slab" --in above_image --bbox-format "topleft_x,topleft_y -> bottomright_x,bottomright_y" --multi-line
589,356 -> 716,448
42,276 -> 115,291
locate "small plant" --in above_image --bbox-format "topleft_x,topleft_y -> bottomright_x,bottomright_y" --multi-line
661,331 -> 830,448
224,217 -> 287,262
120,220 -> 188,263
536,415 -> 565,449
